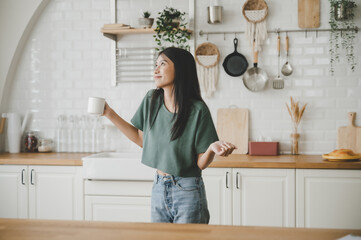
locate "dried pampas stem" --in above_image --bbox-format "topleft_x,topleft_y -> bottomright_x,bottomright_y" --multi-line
286,96 -> 307,133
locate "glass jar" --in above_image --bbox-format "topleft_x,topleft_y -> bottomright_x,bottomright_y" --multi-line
24,131 -> 39,152
291,133 -> 300,155
38,139 -> 53,153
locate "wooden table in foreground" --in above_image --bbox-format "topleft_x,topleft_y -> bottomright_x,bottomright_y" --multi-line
0,219 -> 360,240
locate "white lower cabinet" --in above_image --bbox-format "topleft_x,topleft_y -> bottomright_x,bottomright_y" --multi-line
84,180 -> 152,222
203,168 -> 295,227
0,165 -> 28,218
201,168 -> 232,225
0,165 -> 83,220
296,169 -> 361,229
232,168 -> 295,227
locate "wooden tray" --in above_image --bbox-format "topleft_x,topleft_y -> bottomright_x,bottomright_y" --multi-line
322,154 -> 361,162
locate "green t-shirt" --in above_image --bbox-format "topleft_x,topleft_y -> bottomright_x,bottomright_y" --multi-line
131,90 -> 219,177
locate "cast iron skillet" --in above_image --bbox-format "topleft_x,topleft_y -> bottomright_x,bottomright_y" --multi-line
222,38 -> 249,77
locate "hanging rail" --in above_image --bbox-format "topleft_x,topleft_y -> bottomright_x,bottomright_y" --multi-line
199,27 -> 359,39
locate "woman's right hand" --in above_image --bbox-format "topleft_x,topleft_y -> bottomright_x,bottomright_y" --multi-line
102,101 -> 113,118
210,141 -> 237,157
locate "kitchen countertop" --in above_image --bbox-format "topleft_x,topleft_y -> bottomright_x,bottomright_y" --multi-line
0,153 -> 88,166
211,154 -> 361,169
0,153 -> 361,169
0,218 -> 360,240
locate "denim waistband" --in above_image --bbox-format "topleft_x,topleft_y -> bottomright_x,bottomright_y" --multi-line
154,173 -> 201,185
155,173 -> 176,184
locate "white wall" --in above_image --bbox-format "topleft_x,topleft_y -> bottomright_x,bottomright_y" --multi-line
1,0 -> 360,154
0,0 -> 48,150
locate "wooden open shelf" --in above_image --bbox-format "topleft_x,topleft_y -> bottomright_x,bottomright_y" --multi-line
101,26 -> 193,41
101,28 -> 156,35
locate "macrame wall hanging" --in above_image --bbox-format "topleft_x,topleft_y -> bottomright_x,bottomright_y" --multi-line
242,0 -> 269,52
195,42 -> 220,98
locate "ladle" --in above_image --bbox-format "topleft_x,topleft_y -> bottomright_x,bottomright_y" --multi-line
281,34 -> 293,76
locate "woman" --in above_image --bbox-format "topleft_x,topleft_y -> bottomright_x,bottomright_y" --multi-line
103,47 -> 236,224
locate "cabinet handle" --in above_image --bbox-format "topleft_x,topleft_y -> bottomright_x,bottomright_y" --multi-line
236,172 -> 240,189
30,169 -> 35,185
21,169 -> 26,185
226,172 -> 230,188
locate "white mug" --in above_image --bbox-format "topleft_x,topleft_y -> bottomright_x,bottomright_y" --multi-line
88,97 -> 105,115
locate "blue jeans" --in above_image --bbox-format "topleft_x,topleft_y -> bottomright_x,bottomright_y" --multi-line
151,174 -> 210,224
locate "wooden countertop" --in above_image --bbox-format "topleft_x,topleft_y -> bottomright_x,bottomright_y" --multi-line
210,154 -> 361,169
0,153 -> 361,169
0,153 -> 88,166
0,219 -> 360,240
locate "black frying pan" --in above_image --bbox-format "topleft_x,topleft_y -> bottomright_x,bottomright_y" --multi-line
223,38 -> 249,77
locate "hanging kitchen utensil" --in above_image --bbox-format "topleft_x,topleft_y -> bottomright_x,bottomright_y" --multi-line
242,42 -> 268,92
242,0 -> 268,52
281,33 -> 293,76
273,33 -> 284,89
195,42 -> 220,97
222,38 -> 249,77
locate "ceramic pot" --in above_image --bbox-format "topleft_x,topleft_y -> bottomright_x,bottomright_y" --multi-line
138,18 -> 154,28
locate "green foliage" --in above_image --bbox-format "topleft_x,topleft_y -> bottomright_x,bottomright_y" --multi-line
329,0 -> 357,75
143,11 -> 151,18
153,7 -> 191,51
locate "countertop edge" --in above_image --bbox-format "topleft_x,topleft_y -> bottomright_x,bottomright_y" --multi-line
1,153 -> 361,169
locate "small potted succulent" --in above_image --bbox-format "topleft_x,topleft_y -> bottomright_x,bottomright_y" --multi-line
138,11 -> 154,29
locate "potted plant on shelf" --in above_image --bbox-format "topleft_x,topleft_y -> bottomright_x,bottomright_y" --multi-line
139,11 -> 154,29
153,7 -> 191,51
328,0 -> 357,75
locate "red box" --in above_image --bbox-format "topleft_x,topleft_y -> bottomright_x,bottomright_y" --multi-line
248,142 -> 279,156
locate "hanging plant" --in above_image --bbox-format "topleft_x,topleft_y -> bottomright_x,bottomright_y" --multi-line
153,7 -> 191,51
328,0 -> 357,75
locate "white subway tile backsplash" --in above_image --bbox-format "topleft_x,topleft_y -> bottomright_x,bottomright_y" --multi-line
294,79 -> 312,87
56,100 -> 73,109
73,0 -> 91,10
304,47 -> 324,55
315,57 -> 330,65
293,37 -> 313,45
315,36 -> 329,44
303,89 -> 324,97
294,58 -> 313,65
325,88 -> 347,97
91,0 -> 109,10
312,99 -> 337,108
336,99 -> 359,108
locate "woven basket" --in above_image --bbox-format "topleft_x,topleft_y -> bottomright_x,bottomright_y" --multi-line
242,0 -> 268,23
195,42 -> 220,68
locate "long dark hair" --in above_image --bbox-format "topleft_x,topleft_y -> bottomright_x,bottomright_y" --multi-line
149,47 -> 203,141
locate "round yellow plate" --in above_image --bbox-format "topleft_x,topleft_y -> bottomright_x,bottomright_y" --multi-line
322,154 -> 361,162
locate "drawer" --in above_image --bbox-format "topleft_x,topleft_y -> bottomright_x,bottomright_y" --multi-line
84,180 -> 153,196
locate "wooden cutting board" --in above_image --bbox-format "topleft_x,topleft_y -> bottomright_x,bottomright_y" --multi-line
337,112 -> 361,154
298,0 -> 320,28
217,108 -> 249,154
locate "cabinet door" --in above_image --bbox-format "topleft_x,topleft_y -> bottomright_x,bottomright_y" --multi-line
0,165 -> 28,218
85,196 -> 151,222
233,168 -> 295,227
28,166 -> 83,220
202,168 -> 232,225
296,169 -> 361,229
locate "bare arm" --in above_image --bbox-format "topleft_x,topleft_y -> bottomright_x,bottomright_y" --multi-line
197,141 -> 236,170
103,102 -> 143,147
